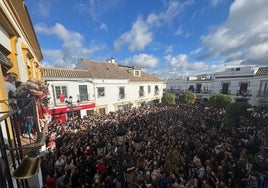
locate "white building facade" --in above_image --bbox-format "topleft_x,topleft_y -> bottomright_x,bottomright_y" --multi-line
42,58 -> 165,120
165,66 -> 268,107
41,68 -> 96,121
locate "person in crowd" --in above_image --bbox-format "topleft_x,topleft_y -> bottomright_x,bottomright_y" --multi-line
42,104 -> 268,188
4,72 -> 17,98
45,173 -> 56,188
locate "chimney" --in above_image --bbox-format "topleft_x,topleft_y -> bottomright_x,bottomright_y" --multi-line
106,57 -> 116,64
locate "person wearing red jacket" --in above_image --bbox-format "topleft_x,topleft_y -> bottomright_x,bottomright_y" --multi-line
96,160 -> 106,174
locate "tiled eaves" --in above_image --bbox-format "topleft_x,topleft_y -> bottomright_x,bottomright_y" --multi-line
80,59 -> 163,82
255,67 -> 268,76
41,67 -> 90,79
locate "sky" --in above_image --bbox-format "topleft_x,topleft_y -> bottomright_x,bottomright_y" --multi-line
25,0 -> 268,78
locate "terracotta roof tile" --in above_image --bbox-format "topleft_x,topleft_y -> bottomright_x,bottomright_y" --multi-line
77,60 -> 127,79
41,60 -> 163,82
77,59 -> 162,82
41,67 -> 90,79
255,67 -> 268,76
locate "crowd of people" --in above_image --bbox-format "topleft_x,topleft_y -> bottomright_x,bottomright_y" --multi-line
42,104 -> 268,188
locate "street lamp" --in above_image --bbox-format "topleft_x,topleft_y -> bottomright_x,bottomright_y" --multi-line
122,157 -> 136,185
133,133 -> 143,151
111,144 -> 135,188
65,96 -> 74,125
96,138 -> 106,157
116,125 -> 127,146
112,125 -> 136,187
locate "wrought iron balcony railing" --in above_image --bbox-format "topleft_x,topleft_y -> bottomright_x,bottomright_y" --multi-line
0,98 -> 47,188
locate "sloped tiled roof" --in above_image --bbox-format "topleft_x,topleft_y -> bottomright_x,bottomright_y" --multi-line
41,67 -> 90,78
78,60 -> 128,79
120,66 -> 162,82
77,59 -> 162,82
255,67 -> 268,76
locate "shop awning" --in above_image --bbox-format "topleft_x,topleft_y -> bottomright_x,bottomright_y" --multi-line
47,103 -> 96,114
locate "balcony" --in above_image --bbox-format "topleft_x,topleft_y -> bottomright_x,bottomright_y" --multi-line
257,90 -> 268,97
119,92 -> 126,100
139,90 -> 145,97
0,98 -> 47,187
219,89 -> 230,95
236,90 -> 251,97
77,94 -> 91,102
256,90 -> 268,104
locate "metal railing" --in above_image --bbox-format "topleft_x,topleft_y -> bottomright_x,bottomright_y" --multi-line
0,98 -> 47,188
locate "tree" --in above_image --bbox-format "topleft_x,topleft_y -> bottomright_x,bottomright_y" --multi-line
209,93 -> 232,109
180,92 -> 196,104
224,102 -> 252,126
161,92 -> 176,105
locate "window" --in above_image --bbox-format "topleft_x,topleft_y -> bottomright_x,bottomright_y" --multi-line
264,82 -> 268,96
203,84 -> 209,92
221,83 -> 229,94
154,85 -> 159,95
119,87 -> 125,99
139,86 -> 144,97
196,84 -> 202,93
54,85 -> 68,104
188,85 -> 194,92
97,87 -> 105,97
134,70 -> 140,76
148,86 -> 151,94
55,86 -> 67,99
79,85 -> 88,101
239,82 -> 248,95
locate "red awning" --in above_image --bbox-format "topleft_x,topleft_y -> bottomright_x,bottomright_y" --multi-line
52,113 -> 66,122
47,103 -> 95,115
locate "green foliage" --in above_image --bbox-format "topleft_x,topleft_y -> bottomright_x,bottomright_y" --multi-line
209,93 -> 232,109
180,92 -> 196,104
165,149 -> 181,172
224,102 -> 252,126
128,102 -> 133,109
206,127 -> 217,139
161,92 -> 176,105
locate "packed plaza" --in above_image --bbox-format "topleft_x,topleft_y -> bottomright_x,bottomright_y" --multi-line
42,104 -> 268,188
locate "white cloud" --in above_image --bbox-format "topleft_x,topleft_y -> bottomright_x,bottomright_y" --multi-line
114,18 -> 153,51
132,54 -> 158,68
243,42 -> 268,65
162,53 -> 225,77
166,54 -> 188,68
37,0 -> 51,17
174,26 -> 183,36
162,0 -> 194,24
190,48 -> 202,55
165,45 -> 174,54
114,0 -> 194,52
75,0 -> 121,21
35,23 -> 104,67
200,0 -> 268,66
210,0 -> 224,7
146,0 -> 194,27
121,54 -> 158,69
99,23 -> 108,31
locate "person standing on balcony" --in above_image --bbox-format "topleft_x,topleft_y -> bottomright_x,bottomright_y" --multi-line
15,79 -> 48,139
15,80 -> 40,138
4,72 -> 17,98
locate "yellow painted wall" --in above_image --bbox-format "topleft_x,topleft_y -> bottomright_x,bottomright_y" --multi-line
7,36 -> 20,80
